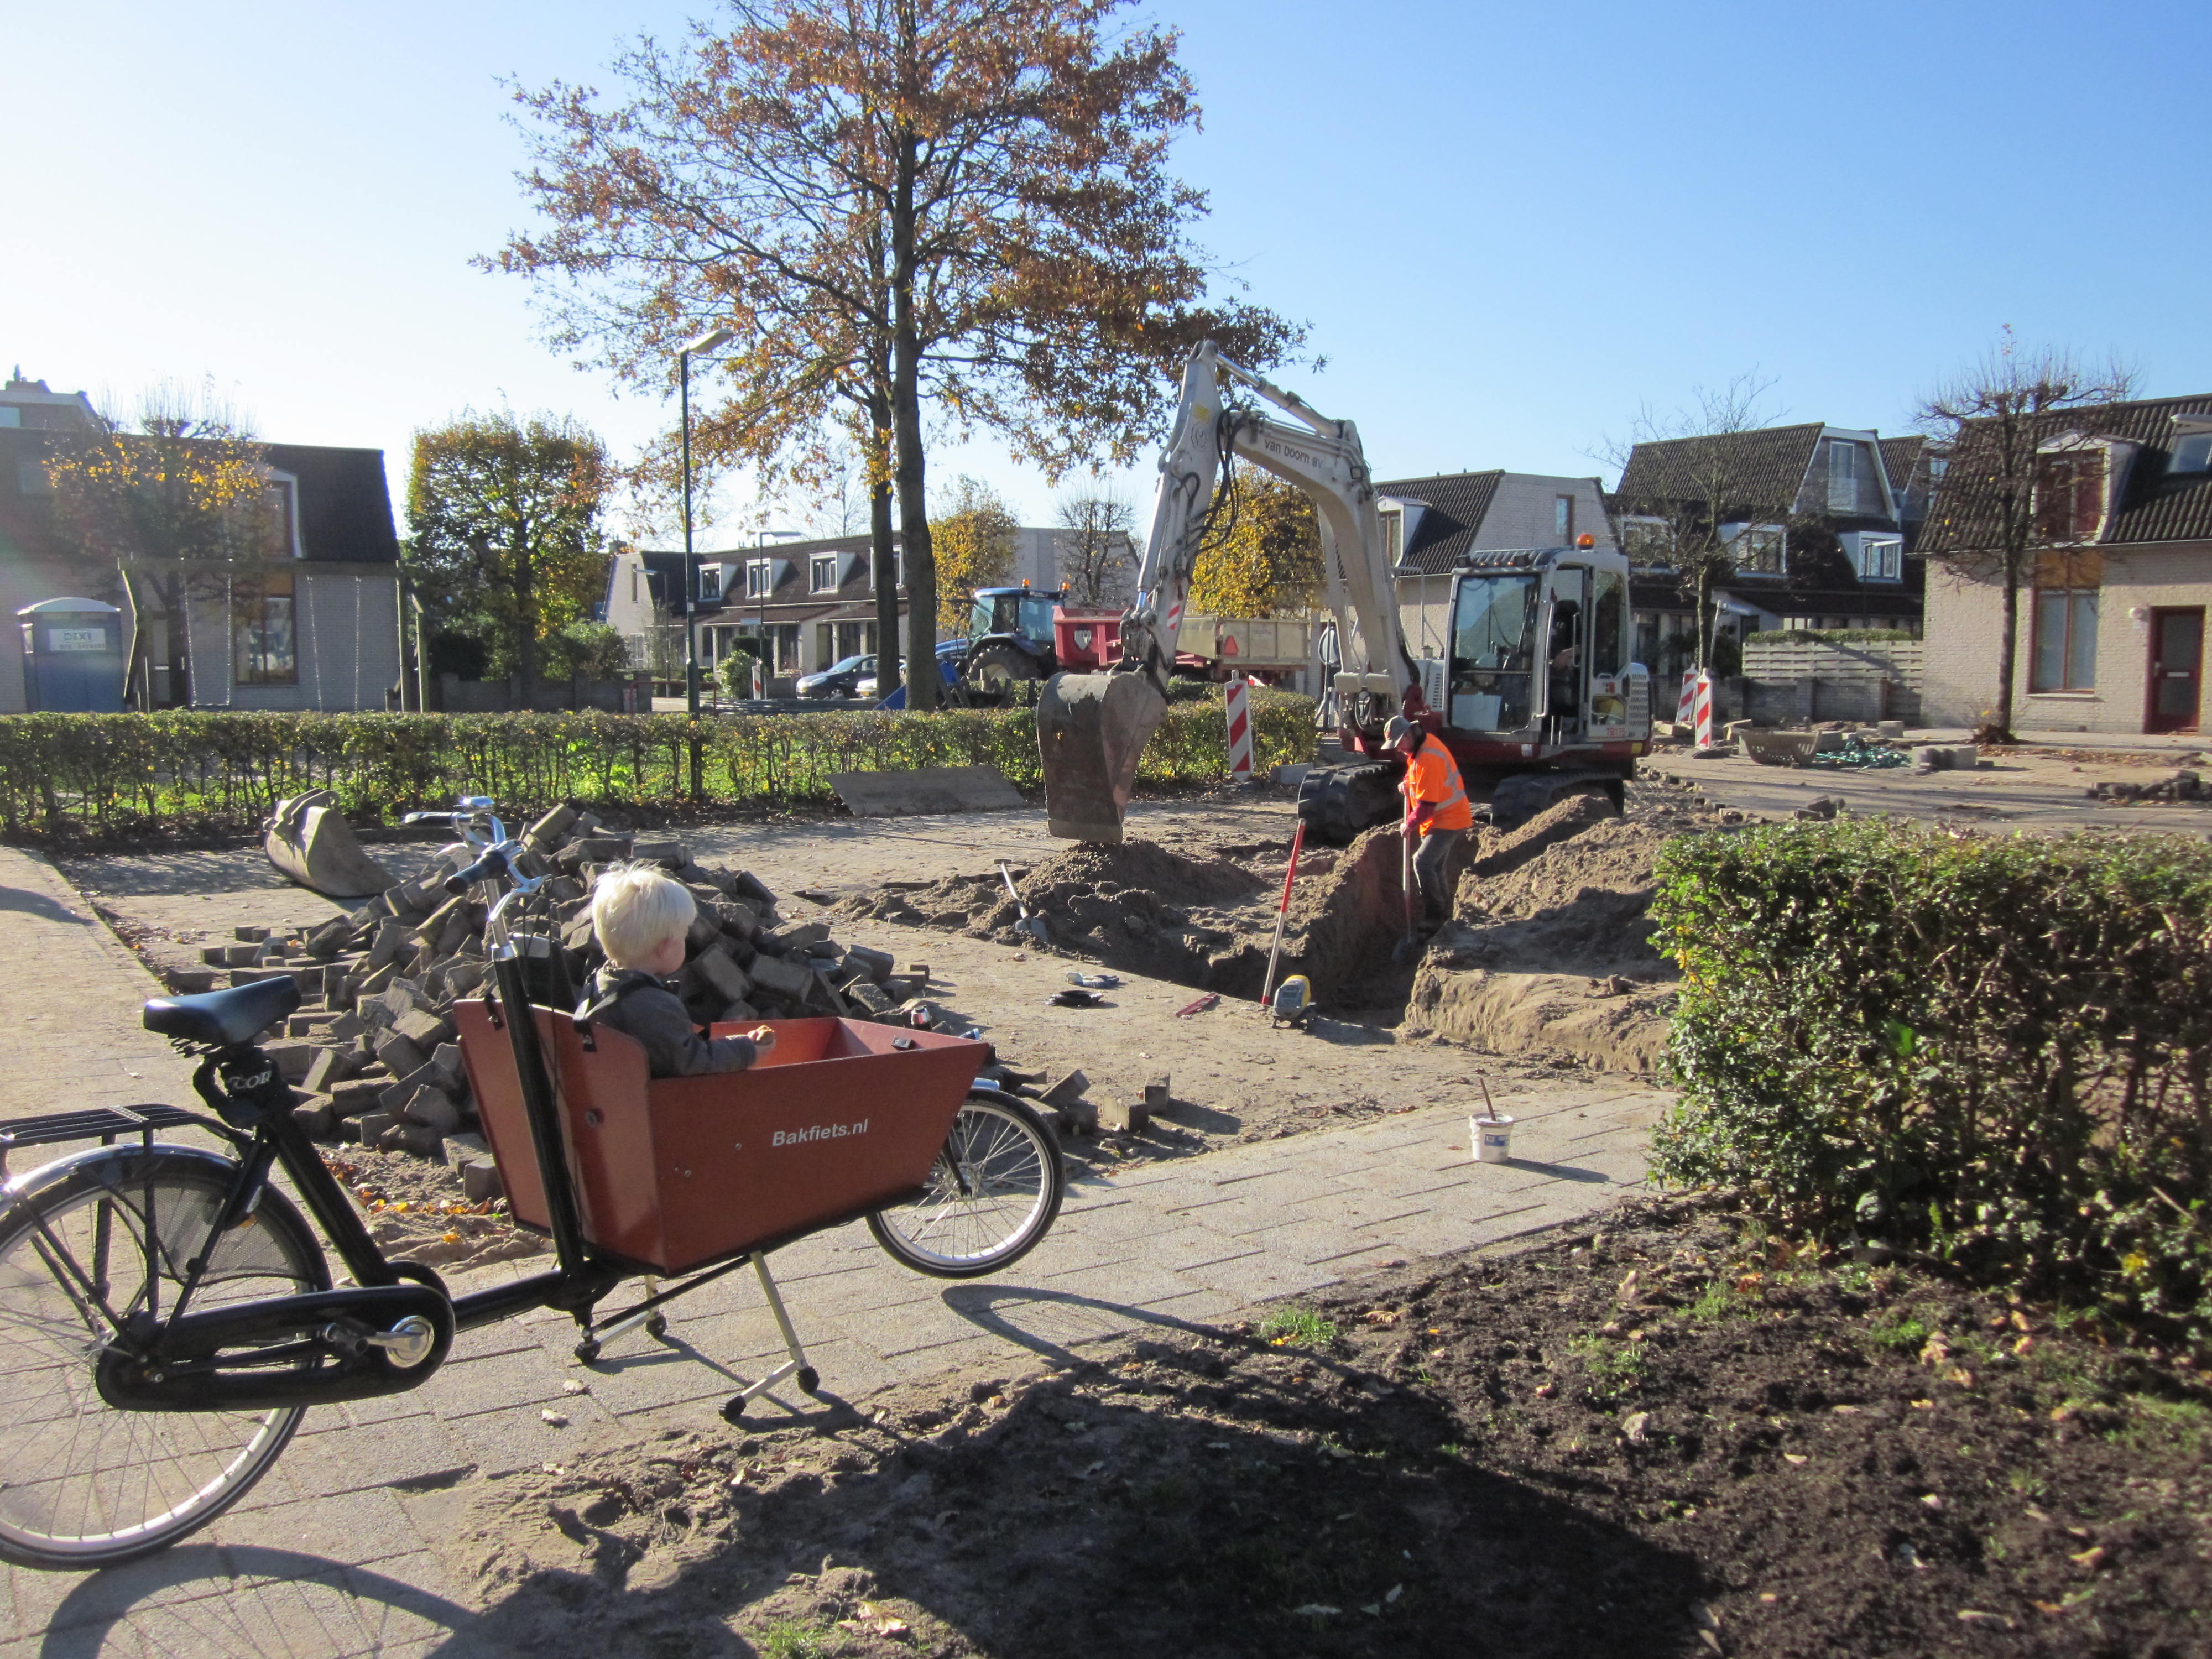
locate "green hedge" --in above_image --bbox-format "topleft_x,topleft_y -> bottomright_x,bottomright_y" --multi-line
0,691 -> 1316,843
1651,821 -> 2212,1340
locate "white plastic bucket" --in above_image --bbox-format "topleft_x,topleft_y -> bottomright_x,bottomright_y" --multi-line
1470,1115 -> 1515,1164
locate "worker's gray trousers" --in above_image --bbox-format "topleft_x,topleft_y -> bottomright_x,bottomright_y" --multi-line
1412,828 -> 1463,927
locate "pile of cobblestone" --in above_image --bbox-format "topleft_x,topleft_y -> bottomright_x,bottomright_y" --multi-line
2087,768 -> 2209,805
188,803 -> 933,1180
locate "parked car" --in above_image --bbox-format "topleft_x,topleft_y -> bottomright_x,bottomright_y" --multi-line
857,639 -> 967,701
797,654 -> 875,699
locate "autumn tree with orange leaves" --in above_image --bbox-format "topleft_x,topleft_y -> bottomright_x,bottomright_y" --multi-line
488,0 -> 1300,709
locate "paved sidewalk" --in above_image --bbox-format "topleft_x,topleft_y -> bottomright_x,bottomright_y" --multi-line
0,844 -> 1662,1657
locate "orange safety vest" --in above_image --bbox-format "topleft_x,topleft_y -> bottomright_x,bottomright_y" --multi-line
1402,734 -> 1473,834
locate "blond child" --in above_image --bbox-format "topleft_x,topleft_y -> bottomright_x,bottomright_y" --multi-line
576,863 -> 775,1077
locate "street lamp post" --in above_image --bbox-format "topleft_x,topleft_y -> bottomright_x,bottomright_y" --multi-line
679,327 -> 733,799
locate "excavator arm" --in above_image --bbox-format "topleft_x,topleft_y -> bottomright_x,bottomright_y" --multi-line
1037,343 -> 1418,843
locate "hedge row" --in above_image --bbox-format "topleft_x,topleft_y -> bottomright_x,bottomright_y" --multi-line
1651,821 -> 2212,1342
0,691 -> 1317,843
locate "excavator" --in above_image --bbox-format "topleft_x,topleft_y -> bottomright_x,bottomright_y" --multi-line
1037,343 -> 1652,845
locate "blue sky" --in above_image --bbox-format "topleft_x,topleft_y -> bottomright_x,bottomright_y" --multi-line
7,1 -> 2206,542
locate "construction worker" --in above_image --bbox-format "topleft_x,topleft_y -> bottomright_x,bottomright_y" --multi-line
1386,714 -> 1473,930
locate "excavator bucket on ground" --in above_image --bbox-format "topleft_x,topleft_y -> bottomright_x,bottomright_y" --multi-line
1036,670 -> 1168,843
264,789 -> 397,899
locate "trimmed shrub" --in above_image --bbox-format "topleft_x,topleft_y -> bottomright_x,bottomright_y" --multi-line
0,691 -> 1316,844
1651,821 -> 2212,1341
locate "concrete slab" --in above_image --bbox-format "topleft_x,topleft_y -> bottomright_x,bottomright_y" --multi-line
830,764 -> 1026,817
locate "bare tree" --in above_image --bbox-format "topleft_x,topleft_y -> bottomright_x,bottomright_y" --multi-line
1600,373 -> 1797,674
1916,331 -> 2134,741
1052,488 -> 1137,606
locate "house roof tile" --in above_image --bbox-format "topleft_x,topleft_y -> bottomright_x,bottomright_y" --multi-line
1921,393 -> 2212,554
1614,423 -> 1824,515
1374,471 -> 1503,573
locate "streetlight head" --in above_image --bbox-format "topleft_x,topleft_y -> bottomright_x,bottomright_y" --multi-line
680,327 -> 735,358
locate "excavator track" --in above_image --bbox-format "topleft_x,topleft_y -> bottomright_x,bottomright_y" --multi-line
1295,760 -> 1404,846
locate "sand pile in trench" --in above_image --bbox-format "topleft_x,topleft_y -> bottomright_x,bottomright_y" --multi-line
1399,789 -> 1730,1072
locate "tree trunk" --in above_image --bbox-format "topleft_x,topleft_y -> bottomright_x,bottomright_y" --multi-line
890,119 -> 937,711
1694,565 -> 1713,674
1994,569 -> 2021,742
163,571 -> 192,708
868,405 -> 900,698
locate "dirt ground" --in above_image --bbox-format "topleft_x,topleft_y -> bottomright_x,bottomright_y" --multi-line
446,1195 -> 2211,1658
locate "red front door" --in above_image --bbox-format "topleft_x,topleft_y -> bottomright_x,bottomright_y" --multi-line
2147,608 -> 2204,733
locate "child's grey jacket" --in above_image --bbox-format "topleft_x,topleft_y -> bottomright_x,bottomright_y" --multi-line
576,967 -> 758,1078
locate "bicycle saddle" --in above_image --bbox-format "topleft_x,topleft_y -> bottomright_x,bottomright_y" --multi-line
143,977 -> 301,1047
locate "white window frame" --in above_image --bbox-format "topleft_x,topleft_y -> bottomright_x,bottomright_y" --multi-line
745,560 -> 773,599
1859,536 -> 1902,581
697,564 -> 724,603
811,554 -> 838,593
1728,522 -> 1786,576
1379,509 -> 1402,566
2172,433 -> 2212,474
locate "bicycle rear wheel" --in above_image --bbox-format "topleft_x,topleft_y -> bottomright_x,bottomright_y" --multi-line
867,1093 -> 1064,1278
0,1149 -> 328,1570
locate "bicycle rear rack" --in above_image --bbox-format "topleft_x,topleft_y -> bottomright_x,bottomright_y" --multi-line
0,1104 -> 209,1176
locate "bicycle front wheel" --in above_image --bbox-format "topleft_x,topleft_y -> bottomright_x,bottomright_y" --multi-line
0,1148 -> 328,1570
867,1093 -> 1064,1278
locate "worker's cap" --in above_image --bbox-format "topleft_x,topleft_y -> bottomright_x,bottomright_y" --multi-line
1383,714 -> 1419,748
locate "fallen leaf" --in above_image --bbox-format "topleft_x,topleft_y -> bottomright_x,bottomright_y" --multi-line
1831,1404 -> 1861,1414
1533,1382 -> 1556,1399
2070,1546 -> 2106,1569
1621,1412 -> 1651,1444
1617,1270 -> 1640,1301
1690,1602 -> 1720,1631
562,1379 -> 589,1395
1359,1604 -> 1381,1616
1945,1367 -> 1976,1389
1385,1584 -> 1403,1604
1956,1610 -> 2013,1627
1910,1399 -> 1934,1410
1921,1493 -> 1945,1510
1782,1453 -> 1808,1466
875,1618 -> 911,1638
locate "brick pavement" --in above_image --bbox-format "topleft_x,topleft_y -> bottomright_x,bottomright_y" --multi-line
0,842 -> 1662,1657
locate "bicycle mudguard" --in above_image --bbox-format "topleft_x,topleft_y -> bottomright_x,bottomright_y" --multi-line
95,1282 -> 455,1413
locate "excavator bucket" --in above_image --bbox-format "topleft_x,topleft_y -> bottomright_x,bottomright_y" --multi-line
263,789 -> 397,900
1036,670 -> 1168,843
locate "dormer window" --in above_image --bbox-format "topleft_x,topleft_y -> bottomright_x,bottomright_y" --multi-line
1379,509 -> 1402,565
2036,450 -> 2107,544
2171,433 -> 2212,474
745,560 -> 773,599
1730,524 -> 1785,575
1858,537 -> 1902,581
697,564 -> 724,602
811,555 -> 838,593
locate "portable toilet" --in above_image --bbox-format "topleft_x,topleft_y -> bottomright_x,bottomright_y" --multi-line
18,598 -> 126,712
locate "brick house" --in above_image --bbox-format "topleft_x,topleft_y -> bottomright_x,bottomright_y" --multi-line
1378,469 -> 1616,661
0,374 -> 402,712
1921,394 -> 2212,735
603,522 -> 1136,685
1609,423 -> 1927,688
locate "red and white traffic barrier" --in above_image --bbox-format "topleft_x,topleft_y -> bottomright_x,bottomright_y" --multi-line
1692,670 -> 1715,749
1225,675 -> 1254,781
1676,669 -> 1698,728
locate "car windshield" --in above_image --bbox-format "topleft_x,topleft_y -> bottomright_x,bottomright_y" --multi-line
822,655 -> 869,675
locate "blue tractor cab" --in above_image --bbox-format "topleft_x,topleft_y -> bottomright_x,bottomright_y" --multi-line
962,585 -> 1063,704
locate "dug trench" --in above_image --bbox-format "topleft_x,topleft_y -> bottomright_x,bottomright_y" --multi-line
451,1195 -> 2212,1657
836,779 -> 1740,1079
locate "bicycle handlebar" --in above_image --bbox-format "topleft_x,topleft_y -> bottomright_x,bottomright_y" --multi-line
444,847 -> 511,895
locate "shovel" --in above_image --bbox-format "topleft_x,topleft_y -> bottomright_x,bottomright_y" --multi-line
998,862 -> 1051,945
1391,821 -> 1423,965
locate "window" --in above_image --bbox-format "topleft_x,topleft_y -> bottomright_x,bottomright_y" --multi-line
1859,537 -> 1902,581
695,564 -> 723,603
2036,450 -> 2106,543
1379,509 -> 1402,565
811,555 -> 838,592
1828,441 -> 1859,512
1620,517 -> 1672,561
1553,495 -> 1574,541
2031,586 -> 2099,692
2171,434 -> 2212,474
1447,572 -> 1539,732
745,560 -> 772,599
233,571 -> 298,685
17,458 -> 51,495
262,476 -> 298,558
1735,524 -> 1785,575
1589,566 -> 1626,676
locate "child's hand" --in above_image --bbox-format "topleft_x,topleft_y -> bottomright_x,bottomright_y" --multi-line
748,1024 -> 776,1052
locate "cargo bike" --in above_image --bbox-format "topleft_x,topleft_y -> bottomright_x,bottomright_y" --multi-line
0,860 -> 1063,1571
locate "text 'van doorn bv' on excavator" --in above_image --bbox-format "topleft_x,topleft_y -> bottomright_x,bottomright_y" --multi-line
1035,343 -> 1654,846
